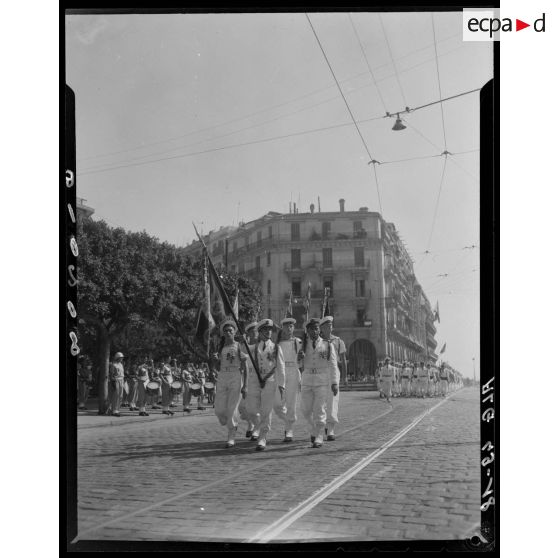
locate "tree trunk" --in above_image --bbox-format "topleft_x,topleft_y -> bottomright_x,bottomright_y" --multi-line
97,325 -> 111,414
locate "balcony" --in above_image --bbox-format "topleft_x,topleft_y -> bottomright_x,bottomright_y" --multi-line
243,268 -> 263,282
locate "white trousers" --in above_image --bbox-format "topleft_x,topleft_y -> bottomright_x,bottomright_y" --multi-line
300,384 -> 329,435
246,381 -> 280,438
401,378 -> 411,395
214,372 -> 242,431
325,387 -> 339,431
440,379 -> 449,395
380,378 -> 393,397
274,368 -> 301,430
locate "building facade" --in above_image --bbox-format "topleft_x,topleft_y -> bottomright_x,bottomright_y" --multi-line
185,199 -> 438,380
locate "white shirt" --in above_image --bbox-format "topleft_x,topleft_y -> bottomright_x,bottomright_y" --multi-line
256,339 -> 285,388
301,337 -> 339,387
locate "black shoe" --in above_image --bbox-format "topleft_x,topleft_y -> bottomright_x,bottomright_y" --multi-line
327,434 -> 336,441
310,436 -> 316,443
168,410 -> 174,415
198,406 -> 205,411
170,404 -> 177,408
324,428 -> 328,436
144,412 -> 149,416
250,434 -> 259,441
152,405 -> 161,409
245,430 -> 253,438
113,413 -> 121,417
162,410 -> 169,415
183,408 -> 191,413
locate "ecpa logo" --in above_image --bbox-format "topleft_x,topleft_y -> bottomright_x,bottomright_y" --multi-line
463,9 -> 546,41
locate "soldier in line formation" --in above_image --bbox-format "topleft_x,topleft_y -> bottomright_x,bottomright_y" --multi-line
376,358 -> 461,402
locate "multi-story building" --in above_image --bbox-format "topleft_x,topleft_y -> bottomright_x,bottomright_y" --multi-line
185,199 -> 438,380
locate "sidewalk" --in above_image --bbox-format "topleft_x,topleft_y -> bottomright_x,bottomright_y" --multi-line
76,397 -> 214,429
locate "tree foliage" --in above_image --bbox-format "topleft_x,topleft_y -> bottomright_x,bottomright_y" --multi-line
76,217 -> 261,411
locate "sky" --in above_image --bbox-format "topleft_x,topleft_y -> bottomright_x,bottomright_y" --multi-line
65,11 -> 493,378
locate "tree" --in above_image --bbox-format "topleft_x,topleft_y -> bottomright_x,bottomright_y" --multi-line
77,218 -> 262,412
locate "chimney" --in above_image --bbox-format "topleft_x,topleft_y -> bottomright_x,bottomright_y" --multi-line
289,202 -> 292,214
339,198 -> 345,213
294,202 -> 297,214
310,203 -> 315,214
318,197 -> 321,212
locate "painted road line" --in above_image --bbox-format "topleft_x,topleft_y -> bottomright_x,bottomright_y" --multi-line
247,396 -> 450,543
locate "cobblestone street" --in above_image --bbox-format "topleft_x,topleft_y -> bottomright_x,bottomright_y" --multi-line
74,387 -> 480,543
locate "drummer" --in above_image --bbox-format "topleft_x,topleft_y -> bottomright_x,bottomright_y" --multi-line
160,356 -> 175,415
149,359 -> 162,409
205,364 -> 217,406
195,364 -> 206,411
169,358 -> 180,408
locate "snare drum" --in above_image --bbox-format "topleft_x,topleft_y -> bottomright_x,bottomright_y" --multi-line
146,381 -> 160,396
171,380 -> 182,395
190,383 -> 201,397
204,382 -> 215,392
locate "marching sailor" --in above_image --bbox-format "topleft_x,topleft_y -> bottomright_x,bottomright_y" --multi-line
379,357 -> 395,403
400,360 -> 412,397
417,361 -> 429,398
273,316 -> 302,442
319,316 -> 346,441
214,320 -> 248,448
246,319 -> 285,451
238,321 -> 260,439
439,363 -> 449,396
299,318 -> 339,448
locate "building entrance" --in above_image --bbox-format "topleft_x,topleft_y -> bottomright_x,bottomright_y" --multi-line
347,339 -> 377,382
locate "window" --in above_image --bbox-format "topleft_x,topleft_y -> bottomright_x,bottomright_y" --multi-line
291,223 -> 300,241
268,226 -> 272,239
239,262 -> 245,273
231,264 -> 236,273
321,221 -> 331,239
355,278 -> 366,297
356,308 -> 366,325
266,251 -> 271,267
292,279 -> 301,297
353,220 -> 362,232
324,277 -> 334,297
267,279 -> 271,295
323,247 -> 333,268
257,231 -> 262,247
354,246 -> 364,267
255,255 -> 261,271
291,248 -> 301,269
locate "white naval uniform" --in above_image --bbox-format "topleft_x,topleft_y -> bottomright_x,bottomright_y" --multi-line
246,340 -> 285,442
214,342 -> 247,433
300,338 -> 339,438
401,366 -> 412,396
238,343 -> 261,433
379,364 -> 395,397
136,365 -> 150,412
418,366 -> 429,396
322,335 -> 345,434
439,369 -> 449,395
273,338 -> 302,432
160,364 -> 173,411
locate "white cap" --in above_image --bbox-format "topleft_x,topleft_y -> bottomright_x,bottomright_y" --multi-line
114,352 -> 124,359
319,316 -> 334,326
257,318 -> 275,330
281,317 -> 296,326
219,319 -> 237,335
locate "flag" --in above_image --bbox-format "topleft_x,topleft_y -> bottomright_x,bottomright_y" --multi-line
440,342 -> 446,354
321,287 -> 331,319
303,282 -> 312,322
434,301 -> 440,323
232,288 -> 239,319
195,256 -> 216,354
285,291 -> 293,319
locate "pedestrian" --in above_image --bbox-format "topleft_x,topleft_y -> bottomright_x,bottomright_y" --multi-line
299,317 -> 339,448
108,352 -> 125,417
149,359 -> 162,410
319,315 -> 346,441
238,321 -> 260,439
273,316 -> 302,442
136,358 -> 150,416
214,319 -> 248,448
379,357 -> 395,403
126,358 -> 139,411
77,355 -> 92,410
246,319 -> 285,451
160,356 -> 175,415
392,362 -> 401,398
195,363 -> 206,411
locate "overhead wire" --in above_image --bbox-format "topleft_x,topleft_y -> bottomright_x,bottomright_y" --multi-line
431,14 -> 448,150
379,14 -> 408,107
305,13 -> 383,215
348,13 -> 388,113
78,29 -> 465,165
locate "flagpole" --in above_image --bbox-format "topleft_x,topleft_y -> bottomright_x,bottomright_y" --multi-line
193,223 -> 262,382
